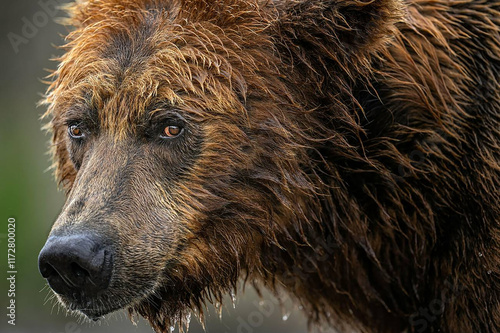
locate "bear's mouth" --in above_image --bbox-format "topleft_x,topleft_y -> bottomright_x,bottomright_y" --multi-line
61,271 -> 171,322
54,279 -> 158,321
57,292 -> 129,321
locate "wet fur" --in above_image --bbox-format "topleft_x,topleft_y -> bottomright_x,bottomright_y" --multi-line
42,0 -> 500,332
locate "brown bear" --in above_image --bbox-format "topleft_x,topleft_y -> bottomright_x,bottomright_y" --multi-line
38,0 -> 500,332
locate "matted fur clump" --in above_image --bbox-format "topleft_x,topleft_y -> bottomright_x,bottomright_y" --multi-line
40,0 -> 499,332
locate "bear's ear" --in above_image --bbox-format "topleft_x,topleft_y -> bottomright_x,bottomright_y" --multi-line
273,0 -> 403,76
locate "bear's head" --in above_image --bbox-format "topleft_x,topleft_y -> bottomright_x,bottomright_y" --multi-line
38,0 -> 401,331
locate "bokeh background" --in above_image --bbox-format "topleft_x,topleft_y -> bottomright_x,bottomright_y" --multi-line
0,1 -> 318,332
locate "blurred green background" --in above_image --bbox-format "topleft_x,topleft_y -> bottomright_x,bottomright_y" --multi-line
0,1 -> 314,332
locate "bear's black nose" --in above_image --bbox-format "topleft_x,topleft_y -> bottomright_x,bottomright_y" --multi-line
38,234 -> 113,298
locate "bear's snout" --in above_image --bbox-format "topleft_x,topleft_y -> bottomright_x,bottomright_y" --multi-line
38,234 -> 114,303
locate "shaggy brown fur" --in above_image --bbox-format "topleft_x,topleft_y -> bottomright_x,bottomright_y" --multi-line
41,0 -> 500,332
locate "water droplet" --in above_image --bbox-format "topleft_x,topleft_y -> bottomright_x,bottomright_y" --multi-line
487,270 -> 492,275
298,305 -> 303,310
478,252 -> 483,257
230,290 -> 237,309
215,302 -> 222,319
194,308 -> 206,330
184,312 -> 191,332
282,311 -> 290,321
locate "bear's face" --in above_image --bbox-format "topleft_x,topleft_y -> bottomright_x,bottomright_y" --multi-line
46,107 -> 205,319
39,0 -> 300,324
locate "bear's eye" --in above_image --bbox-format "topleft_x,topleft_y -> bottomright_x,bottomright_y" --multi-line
160,125 -> 183,138
68,124 -> 85,139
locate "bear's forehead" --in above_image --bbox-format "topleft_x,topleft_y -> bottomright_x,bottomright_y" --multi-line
54,21 -> 248,132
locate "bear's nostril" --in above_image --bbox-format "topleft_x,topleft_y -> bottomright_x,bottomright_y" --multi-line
40,262 -> 57,279
40,261 -> 77,289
